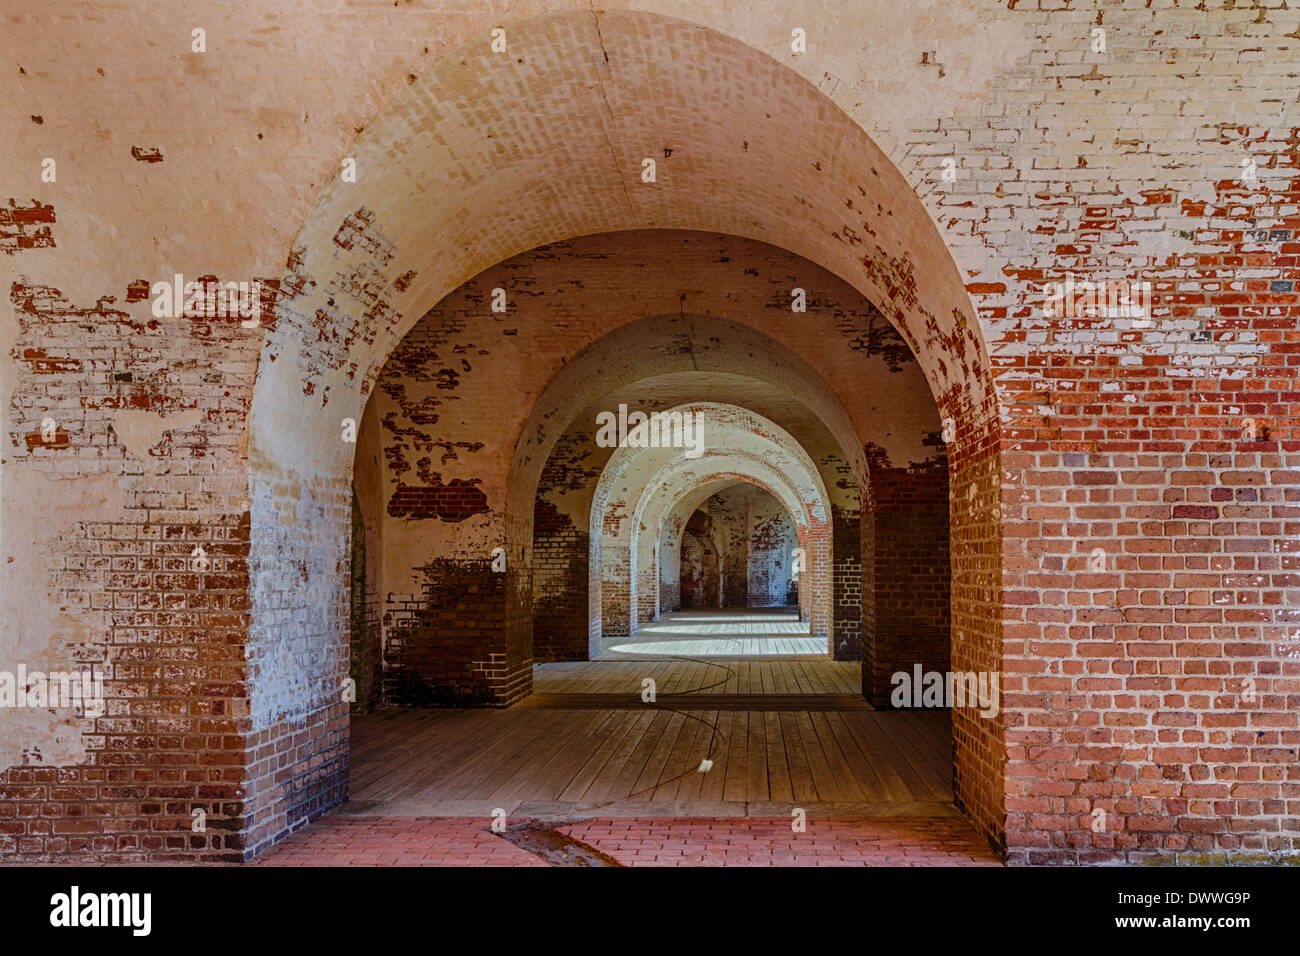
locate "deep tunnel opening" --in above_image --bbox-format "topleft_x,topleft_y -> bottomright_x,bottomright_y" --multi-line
246,0 -> 1001,863
341,229 -> 957,828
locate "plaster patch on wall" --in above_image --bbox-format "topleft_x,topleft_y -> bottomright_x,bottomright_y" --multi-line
0,468 -> 123,768
112,408 -> 204,466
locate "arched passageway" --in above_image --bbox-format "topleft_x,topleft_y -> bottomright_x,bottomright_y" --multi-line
589,401 -> 832,651
249,8 -> 999,859
5,0 -> 1293,871
680,485 -> 800,612
343,231 -> 965,831
679,518 -> 722,610
672,485 -> 800,614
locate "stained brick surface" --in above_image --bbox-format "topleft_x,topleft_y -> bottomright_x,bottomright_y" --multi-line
1,2 -> 1295,866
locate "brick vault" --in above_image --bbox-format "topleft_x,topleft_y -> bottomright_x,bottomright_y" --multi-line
0,3 -> 1295,866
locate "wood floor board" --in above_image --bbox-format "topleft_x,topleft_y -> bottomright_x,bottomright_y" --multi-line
779,710 -> 817,801
348,655 -> 950,815
577,710 -> 659,805
763,710 -> 794,802
556,710 -> 638,802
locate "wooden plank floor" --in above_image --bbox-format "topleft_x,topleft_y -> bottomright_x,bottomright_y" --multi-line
533,658 -> 861,696
600,608 -> 828,658
346,660 -> 954,818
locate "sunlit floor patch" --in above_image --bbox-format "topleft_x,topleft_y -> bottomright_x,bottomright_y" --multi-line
602,638 -> 826,657
601,607 -> 827,658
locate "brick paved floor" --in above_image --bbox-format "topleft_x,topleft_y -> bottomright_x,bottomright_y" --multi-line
253,815 -> 1002,866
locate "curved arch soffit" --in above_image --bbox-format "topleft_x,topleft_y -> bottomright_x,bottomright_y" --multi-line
256,8 -> 990,483
591,402 -> 831,544
637,467 -> 830,639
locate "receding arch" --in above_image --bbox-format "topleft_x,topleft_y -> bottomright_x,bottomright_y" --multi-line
638,465 -> 817,630
509,315 -> 870,524
596,452 -> 814,645
659,480 -> 801,620
588,403 -> 832,655
656,477 -> 805,617
679,523 -> 722,611
637,461 -> 822,625
522,317 -> 875,666
249,6 -> 1001,857
256,10 -> 991,448
665,501 -> 728,613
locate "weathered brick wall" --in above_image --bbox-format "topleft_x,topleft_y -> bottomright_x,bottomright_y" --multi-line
349,399 -> 385,712
833,506 -> 863,659
863,441 -> 952,704
531,429 -> 598,660
531,498 -> 590,662
3,1 -> 1295,866
0,201 -> 55,255
692,484 -> 798,608
383,558 -> 527,706
908,7 -> 1300,864
748,493 -> 798,608
680,527 -> 722,608
359,235 -> 930,678
712,493 -> 753,609
243,469 -> 352,859
665,507 -> 723,612
0,279 -> 270,861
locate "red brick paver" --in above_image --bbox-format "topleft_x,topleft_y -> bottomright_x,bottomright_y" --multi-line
559,817 -> 1001,866
253,816 -> 1001,867
252,817 -> 547,867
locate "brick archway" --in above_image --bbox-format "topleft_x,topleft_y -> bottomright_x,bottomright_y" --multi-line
599,456 -> 818,641
640,466 -> 822,630
678,525 -> 723,610
664,493 -> 729,613
247,9 -> 998,858
519,310 -> 880,668
655,477 -> 808,622
589,402 -> 833,653
2,0 -> 1293,869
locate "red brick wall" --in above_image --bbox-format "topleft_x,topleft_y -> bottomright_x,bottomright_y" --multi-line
833,507 -> 863,659
952,109 -> 1300,870
531,498 -> 589,662
241,472 -> 353,860
0,200 -> 56,254
862,440 -> 952,704
0,278 -> 271,861
383,557 -> 530,707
